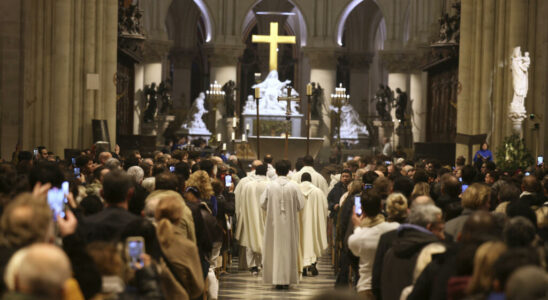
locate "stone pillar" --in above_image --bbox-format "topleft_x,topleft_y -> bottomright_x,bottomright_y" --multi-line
305,48 -> 338,150
171,48 -> 195,109
206,44 -> 244,140
347,52 -> 373,116
410,71 -> 427,142
102,0 -> 118,149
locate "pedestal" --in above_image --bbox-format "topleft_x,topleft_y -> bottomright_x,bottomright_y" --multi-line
373,120 -> 395,145
310,120 -> 320,137
247,136 -> 325,164
242,113 -> 304,137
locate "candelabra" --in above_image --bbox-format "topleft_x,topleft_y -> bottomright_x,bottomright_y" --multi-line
331,83 -> 350,145
206,80 -> 225,144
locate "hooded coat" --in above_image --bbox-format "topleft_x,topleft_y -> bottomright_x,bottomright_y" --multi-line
380,225 -> 439,300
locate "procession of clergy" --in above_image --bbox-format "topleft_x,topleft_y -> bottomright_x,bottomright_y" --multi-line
234,154 -> 329,289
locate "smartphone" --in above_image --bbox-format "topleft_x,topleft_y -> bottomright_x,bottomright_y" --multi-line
33,149 -> 38,156
71,158 -> 76,165
538,156 -> 543,165
169,166 -> 175,172
525,172 -> 531,176
74,167 -> 80,178
462,184 -> 469,192
354,195 -> 362,216
364,183 -> 373,190
126,236 -> 145,269
459,177 -> 462,182
47,181 -> 69,219
225,174 -> 232,187
347,156 -> 354,161
385,161 -> 392,165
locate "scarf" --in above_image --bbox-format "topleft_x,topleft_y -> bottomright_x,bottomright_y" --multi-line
360,214 -> 385,228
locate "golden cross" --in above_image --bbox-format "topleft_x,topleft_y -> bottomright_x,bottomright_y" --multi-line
252,22 -> 296,71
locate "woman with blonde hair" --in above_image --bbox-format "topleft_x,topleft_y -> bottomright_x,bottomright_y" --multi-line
466,241 -> 507,296
155,196 -> 205,300
410,182 -> 430,202
386,193 -> 408,223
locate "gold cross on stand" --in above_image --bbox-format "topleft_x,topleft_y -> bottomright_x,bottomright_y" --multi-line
252,22 -> 296,71
277,86 -> 300,159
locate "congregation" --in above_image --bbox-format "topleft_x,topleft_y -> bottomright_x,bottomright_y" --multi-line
0,139 -> 547,300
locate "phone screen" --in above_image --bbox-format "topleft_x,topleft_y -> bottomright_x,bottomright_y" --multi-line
462,184 -> 469,192
538,156 -> 543,165
169,166 -> 175,172
71,158 -> 76,165
385,161 -> 392,165
225,175 -> 232,186
74,167 -> 80,177
525,172 -> 531,176
127,239 -> 144,268
47,181 -> 68,219
347,156 -> 354,161
33,149 -> 38,156
354,195 -> 362,216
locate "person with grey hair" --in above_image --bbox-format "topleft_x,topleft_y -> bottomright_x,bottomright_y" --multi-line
506,265 -> 548,300
127,165 -> 145,184
104,157 -> 122,171
3,244 -> 72,300
374,204 -> 443,300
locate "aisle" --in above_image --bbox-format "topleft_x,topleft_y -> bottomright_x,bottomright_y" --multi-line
218,253 -> 336,300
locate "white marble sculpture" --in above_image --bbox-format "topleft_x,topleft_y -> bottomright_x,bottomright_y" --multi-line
243,95 -> 257,112
331,103 -> 369,139
243,70 -> 300,115
509,46 -> 530,134
182,92 -> 211,135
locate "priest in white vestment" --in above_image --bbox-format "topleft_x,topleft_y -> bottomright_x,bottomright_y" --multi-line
236,165 -> 269,274
234,160 -> 263,244
292,155 -> 329,195
260,161 -> 305,289
298,172 -> 328,276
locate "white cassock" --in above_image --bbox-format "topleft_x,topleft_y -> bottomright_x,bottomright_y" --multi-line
292,166 -> 329,195
298,181 -> 329,267
234,171 -> 257,242
260,176 -> 305,285
237,175 -> 269,268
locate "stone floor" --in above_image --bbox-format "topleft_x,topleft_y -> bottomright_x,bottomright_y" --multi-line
218,253 -> 336,300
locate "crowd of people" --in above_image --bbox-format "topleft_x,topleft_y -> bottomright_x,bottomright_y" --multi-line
0,139 -> 546,300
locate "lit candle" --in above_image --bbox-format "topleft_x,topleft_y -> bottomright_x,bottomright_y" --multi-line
231,132 -> 235,141
242,134 -> 247,142
222,143 -> 227,151
232,118 -> 237,127
255,87 -> 260,99
246,123 -> 250,131
306,83 -> 312,96
217,133 -> 221,141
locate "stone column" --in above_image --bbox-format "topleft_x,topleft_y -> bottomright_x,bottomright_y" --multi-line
304,48 -> 338,150
51,0 -> 71,156
206,44 -> 244,139
102,0 -> 118,149
410,71 -> 427,142
347,52 -> 374,116
170,48 -> 196,109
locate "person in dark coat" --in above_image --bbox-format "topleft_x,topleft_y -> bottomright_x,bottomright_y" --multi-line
378,204 -> 444,300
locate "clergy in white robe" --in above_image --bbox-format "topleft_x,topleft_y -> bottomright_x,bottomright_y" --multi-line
298,173 -> 329,270
260,161 -> 304,287
292,155 -> 329,195
236,165 -> 269,271
234,160 -> 263,244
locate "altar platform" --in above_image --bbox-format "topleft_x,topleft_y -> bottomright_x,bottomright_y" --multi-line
242,113 -> 303,137
242,136 -> 324,164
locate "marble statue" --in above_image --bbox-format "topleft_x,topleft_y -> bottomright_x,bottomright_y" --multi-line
182,92 -> 211,135
143,83 -> 158,123
243,95 -> 256,112
222,80 -> 237,117
509,46 -> 530,134
331,103 -> 369,139
244,70 -> 300,115
310,82 -> 323,119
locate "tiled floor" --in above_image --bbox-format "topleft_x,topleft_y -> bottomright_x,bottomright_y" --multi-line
218,253 -> 336,300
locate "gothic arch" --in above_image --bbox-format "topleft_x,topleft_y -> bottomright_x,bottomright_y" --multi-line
239,0 -> 309,46
165,0 -> 214,46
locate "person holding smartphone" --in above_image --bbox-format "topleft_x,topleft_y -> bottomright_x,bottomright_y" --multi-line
348,189 -> 400,299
